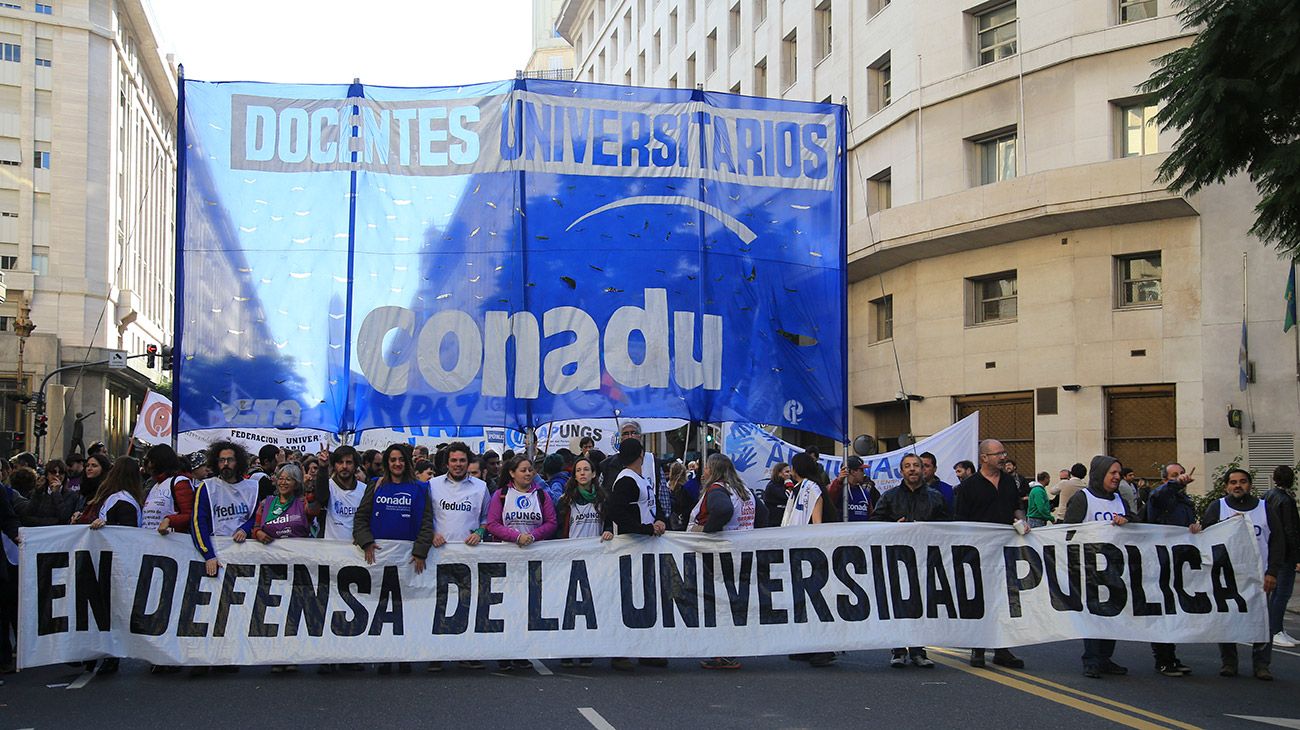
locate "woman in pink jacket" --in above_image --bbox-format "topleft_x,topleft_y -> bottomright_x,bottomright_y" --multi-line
486,455 -> 556,670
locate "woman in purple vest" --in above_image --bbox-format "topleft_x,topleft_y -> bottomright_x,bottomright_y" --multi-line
234,462 -> 312,673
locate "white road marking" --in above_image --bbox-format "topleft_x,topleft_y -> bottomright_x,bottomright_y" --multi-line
66,670 -> 95,690
530,659 -> 553,676
579,707 -> 617,730
1225,716 -> 1300,728
45,683 -> 69,688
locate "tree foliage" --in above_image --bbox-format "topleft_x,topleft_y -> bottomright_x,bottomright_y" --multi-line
1142,0 -> 1300,256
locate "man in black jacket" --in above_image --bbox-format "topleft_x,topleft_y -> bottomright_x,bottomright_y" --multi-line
1265,465 -> 1299,647
872,453 -> 948,668
955,438 -> 1026,669
1143,461 -> 1199,676
1202,468 -> 1286,681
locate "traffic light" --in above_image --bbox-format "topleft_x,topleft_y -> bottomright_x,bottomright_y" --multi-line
34,414 -> 47,438
161,344 -> 174,370
146,343 -> 159,368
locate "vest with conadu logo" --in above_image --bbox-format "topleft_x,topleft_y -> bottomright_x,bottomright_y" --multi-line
205,477 -> 260,536
324,479 -> 366,540
1083,489 -> 1127,524
257,496 -> 312,539
369,481 -> 427,542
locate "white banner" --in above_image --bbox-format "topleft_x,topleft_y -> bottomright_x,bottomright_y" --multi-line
133,392 -> 337,454
721,414 -> 980,492
18,519 -> 1267,668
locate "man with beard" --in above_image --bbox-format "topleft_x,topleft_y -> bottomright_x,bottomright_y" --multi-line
872,453 -> 949,668
1064,455 -> 1132,679
191,440 -> 261,577
1201,468 -> 1286,681
307,445 -> 369,674
427,441 -> 491,671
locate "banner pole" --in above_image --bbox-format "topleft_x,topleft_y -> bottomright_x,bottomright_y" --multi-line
170,65 -> 186,454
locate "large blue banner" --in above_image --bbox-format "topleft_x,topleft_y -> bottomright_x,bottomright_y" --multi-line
176,79 -> 846,440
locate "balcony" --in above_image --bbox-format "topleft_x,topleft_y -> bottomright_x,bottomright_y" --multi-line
516,68 -> 575,81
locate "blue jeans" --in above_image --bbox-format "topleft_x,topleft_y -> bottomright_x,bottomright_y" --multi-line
1268,567 -> 1296,636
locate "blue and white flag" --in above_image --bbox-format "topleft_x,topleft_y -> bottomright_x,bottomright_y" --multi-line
175,79 -> 847,440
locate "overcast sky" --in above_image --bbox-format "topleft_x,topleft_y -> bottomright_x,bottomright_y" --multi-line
147,0 -> 536,87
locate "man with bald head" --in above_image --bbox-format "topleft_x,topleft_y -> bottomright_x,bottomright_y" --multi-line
955,438 -> 1027,669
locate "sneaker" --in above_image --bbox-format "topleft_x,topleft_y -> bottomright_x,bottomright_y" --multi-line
513,659 -> 532,670
579,658 -> 594,668
890,652 -> 907,669
96,658 -> 120,676
458,660 -> 485,670
397,662 -> 412,674
911,653 -> 935,669
1274,631 -> 1298,648
992,650 -> 1024,669
1083,666 -> 1102,679
1219,664 -> 1237,677
700,657 -> 741,670
1254,667 -> 1273,681
560,659 -> 575,668
317,664 -> 337,675
271,665 -> 284,674
1156,664 -> 1184,677
969,649 -> 986,668
638,658 -> 669,668
1172,660 -> 1192,675
497,660 -> 514,671
611,657 -> 635,672
1101,661 -> 1128,676
283,664 -> 298,673
426,661 -> 444,673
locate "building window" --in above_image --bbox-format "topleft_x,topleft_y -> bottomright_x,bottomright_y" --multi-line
976,2 -> 1017,66
0,255 -> 16,269
1115,252 -> 1162,307
623,10 -> 632,45
815,1 -> 832,61
956,391 -> 1036,474
754,0 -> 767,26
730,81 -> 741,94
653,30 -> 662,67
781,29 -> 797,89
687,0 -> 697,27
868,167 -> 892,212
977,130 -> 1017,185
754,56 -> 767,97
868,0 -> 890,16
728,2 -> 741,52
0,3 -> 20,9
868,52 -> 891,112
1,43 -> 19,64
638,51 -> 646,83
32,252 -> 48,275
968,271 -> 1018,325
36,2 -> 53,12
669,73 -> 678,88
1118,0 -> 1155,23
706,29 -> 717,76
34,38 -> 51,67
1119,101 -> 1159,157
686,52 -> 696,87
33,150 -> 50,169
871,295 -> 893,342
668,8 -> 678,48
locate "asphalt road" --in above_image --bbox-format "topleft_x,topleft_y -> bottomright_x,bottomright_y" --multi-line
4,612 -> 1299,729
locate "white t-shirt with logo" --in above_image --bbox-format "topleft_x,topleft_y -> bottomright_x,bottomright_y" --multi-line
501,488 -> 545,535
202,476 -> 260,536
323,478 -> 367,541
1083,489 -> 1127,523
567,500 -> 603,538
141,475 -> 189,530
429,474 -> 490,542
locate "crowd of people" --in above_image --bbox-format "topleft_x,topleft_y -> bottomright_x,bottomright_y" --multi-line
0,426 -> 1296,683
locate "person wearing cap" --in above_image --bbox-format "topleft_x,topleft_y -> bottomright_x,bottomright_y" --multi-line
604,437 -> 668,671
188,451 -> 211,481
827,456 -> 879,522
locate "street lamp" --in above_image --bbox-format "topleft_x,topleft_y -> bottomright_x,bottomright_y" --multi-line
13,296 -> 35,453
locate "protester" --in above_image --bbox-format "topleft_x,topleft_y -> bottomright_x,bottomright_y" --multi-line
955,439 -> 1026,669
19,459 -> 79,527
762,462 -> 794,528
427,441 -> 491,672
952,460 -> 975,483
480,450 -> 502,485
310,446 -> 366,544
192,442 -> 261,577
235,463 -> 312,543
1026,471 -> 1054,528
1264,465 -> 1299,648
1142,461 -> 1198,676
141,444 -> 194,534
1065,455 -> 1131,678
554,455 -> 612,668
542,453 -> 569,504
415,459 -> 435,483
872,453 -> 947,669
690,453 -> 764,670
1049,463 -> 1087,522
81,456 -> 144,529
253,445 -> 283,500
826,456 -> 878,522
466,456 -> 483,481
781,452 -> 824,527
64,453 -> 85,492
78,453 -> 110,505
0,476 -> 19,675
353,444 -> 434,675
919,452 -> 954,509
1118,466 -> 1140,515
604,438 -> 669,671
487,455 -> 557,670
666,461 -> 692,530
1202,468 -> 1285,680
360,449 -> 384,484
